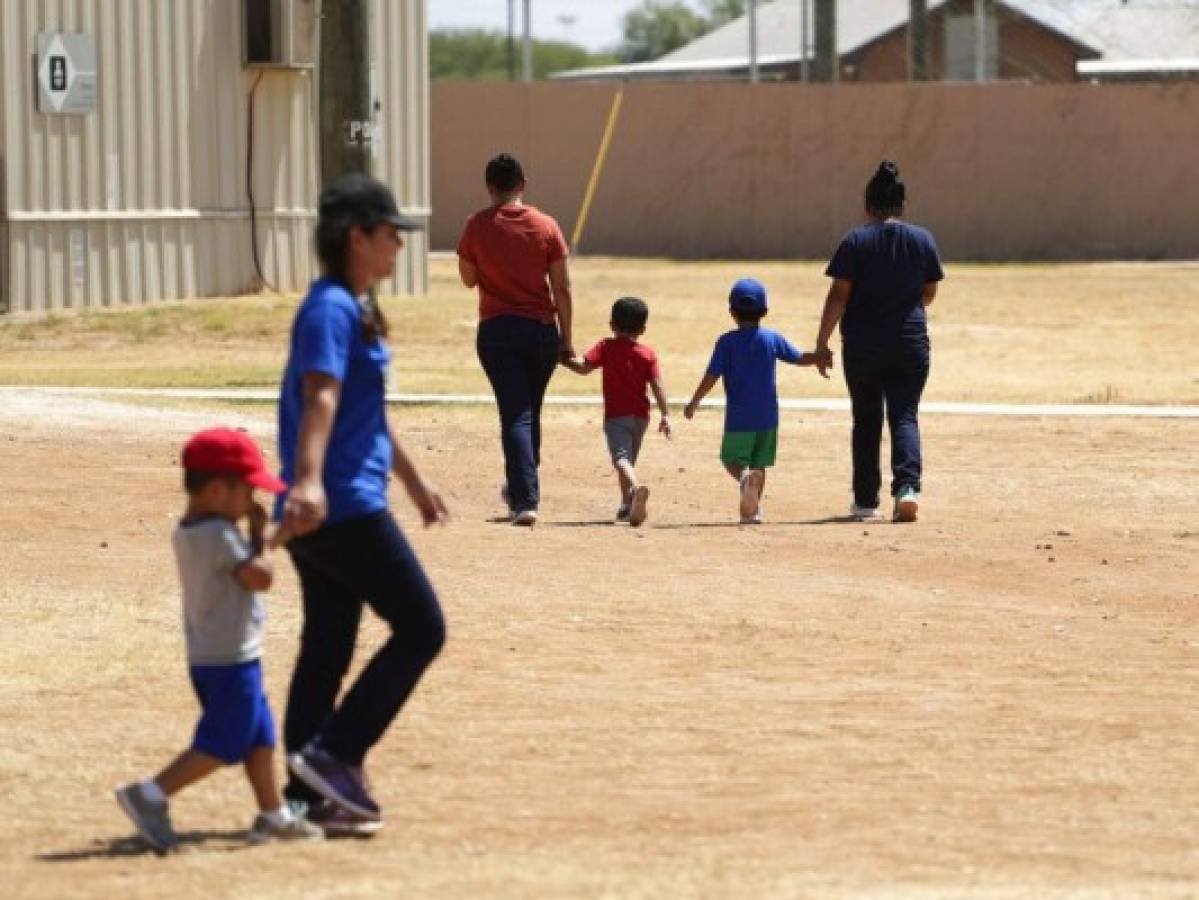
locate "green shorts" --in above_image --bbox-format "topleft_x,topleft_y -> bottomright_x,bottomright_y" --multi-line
720,429 -> 778,469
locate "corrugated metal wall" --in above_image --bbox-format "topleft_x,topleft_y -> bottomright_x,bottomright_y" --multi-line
0,0 -> 428,315
374,0 -> 430,297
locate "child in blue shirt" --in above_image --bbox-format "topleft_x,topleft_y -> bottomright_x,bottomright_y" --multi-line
684,278 -> 830,523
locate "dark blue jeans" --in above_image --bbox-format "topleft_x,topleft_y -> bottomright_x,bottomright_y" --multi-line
282,510 -> 445,801
843,338 -> 931,508
476,315 -> 560,512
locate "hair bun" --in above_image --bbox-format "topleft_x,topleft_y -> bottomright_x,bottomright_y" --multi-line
877,160 -> 900,183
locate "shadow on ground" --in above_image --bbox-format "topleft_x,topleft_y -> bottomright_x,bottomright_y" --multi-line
541,516 -> 863,529
38,829 -> 251,862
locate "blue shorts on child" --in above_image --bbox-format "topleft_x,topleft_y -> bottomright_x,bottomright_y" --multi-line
189,659 -> 276,764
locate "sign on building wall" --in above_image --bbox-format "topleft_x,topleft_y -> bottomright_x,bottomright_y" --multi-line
37,33 -> 97,114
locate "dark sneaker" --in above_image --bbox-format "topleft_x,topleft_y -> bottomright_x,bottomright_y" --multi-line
615,504 -> 631,522
115,783 -> 179,854
288,743 -> 381,821
248,812 -> 324,844
893,486 -> 920,523
628,485 -> 650,527
305,798 -> 385,838
739,506 -> 764,525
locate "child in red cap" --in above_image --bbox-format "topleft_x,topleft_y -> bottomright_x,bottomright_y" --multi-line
115,427 -> 322,852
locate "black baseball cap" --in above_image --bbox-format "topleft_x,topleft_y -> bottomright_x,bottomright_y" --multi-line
319,173 -> 422,231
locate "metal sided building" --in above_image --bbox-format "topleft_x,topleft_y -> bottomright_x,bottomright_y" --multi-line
0,0 -> 429,316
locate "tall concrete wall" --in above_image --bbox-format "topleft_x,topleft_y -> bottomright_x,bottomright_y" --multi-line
431,82 -> 1199,261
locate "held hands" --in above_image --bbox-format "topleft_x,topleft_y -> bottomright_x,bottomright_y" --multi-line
282,477 -> 327,539
813,346 -> 835,379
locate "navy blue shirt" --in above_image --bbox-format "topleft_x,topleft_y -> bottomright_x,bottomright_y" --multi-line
706,326 -> 805,432
276,278 -> 393,525
825,221 -> 944,347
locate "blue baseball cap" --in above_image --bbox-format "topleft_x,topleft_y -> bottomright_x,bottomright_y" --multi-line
729,277 -> 767,312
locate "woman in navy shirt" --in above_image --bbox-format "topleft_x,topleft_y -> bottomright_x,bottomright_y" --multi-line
814,161 -> 944,523
276,174 -> 448,833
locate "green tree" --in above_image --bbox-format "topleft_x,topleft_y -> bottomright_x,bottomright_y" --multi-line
429,30 -> 617,81
702,0 -> 748,28
620,1 -> 710,63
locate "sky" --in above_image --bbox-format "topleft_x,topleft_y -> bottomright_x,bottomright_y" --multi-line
428,0 -> 703,52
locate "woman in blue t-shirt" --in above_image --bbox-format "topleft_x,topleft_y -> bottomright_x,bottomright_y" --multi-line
813,161 -> 945,524
275,174 -> 448,833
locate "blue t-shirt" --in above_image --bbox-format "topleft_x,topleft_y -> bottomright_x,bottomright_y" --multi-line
706,326 -> 805,433
825,221 -> 944,348
276,278 -> 393,525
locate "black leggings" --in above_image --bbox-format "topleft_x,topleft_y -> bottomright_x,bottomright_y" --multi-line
282,510 -> 445,800
843,339 -> 931,507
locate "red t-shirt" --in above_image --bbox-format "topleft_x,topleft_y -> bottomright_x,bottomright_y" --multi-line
456,204 -> 568,324
583,337 -> 661,420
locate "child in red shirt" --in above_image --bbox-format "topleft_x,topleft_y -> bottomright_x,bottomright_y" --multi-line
564,297 -> 671,526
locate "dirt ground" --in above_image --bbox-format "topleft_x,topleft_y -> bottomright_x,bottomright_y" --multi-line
0,391 -> 1196,899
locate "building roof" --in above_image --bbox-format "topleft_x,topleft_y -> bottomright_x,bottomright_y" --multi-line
1064,1 -> 1199,62
552,0 -> 1199,81
1078,56 -> 1199,77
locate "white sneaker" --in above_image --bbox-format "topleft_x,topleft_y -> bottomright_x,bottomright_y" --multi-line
248,812 -> 324,844
512,509 -> 538,526
739,470 -> 764,520
849,503 -> 883,521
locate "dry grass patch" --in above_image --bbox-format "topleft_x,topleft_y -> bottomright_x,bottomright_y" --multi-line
0,258 -> 1195,403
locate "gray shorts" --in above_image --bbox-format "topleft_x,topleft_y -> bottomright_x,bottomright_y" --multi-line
603,416 -> 649,466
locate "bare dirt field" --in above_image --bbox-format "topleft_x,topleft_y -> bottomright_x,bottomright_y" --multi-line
1,390 -> 1196,899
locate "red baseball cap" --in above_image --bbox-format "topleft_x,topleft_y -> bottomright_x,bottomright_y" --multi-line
181,428 -> 288,494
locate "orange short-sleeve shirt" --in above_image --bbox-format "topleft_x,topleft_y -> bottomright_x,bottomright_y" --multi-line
457,204 -> 568,324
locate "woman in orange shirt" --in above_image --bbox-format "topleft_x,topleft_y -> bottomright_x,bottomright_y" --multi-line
457,154 -> 574,526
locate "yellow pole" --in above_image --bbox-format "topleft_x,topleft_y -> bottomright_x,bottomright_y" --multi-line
571,88 -> 624,252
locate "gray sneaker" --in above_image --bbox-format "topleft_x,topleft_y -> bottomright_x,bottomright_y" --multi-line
248,812 -> 324,844
849,502 -> 883,521
115,783 -> 179,854
512,509 -> 538,526
739,470 -> 764,519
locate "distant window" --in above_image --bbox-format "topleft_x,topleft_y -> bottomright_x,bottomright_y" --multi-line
244,0 -> 278,65
243,0 -> 315,69
945,13 -> 998,80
